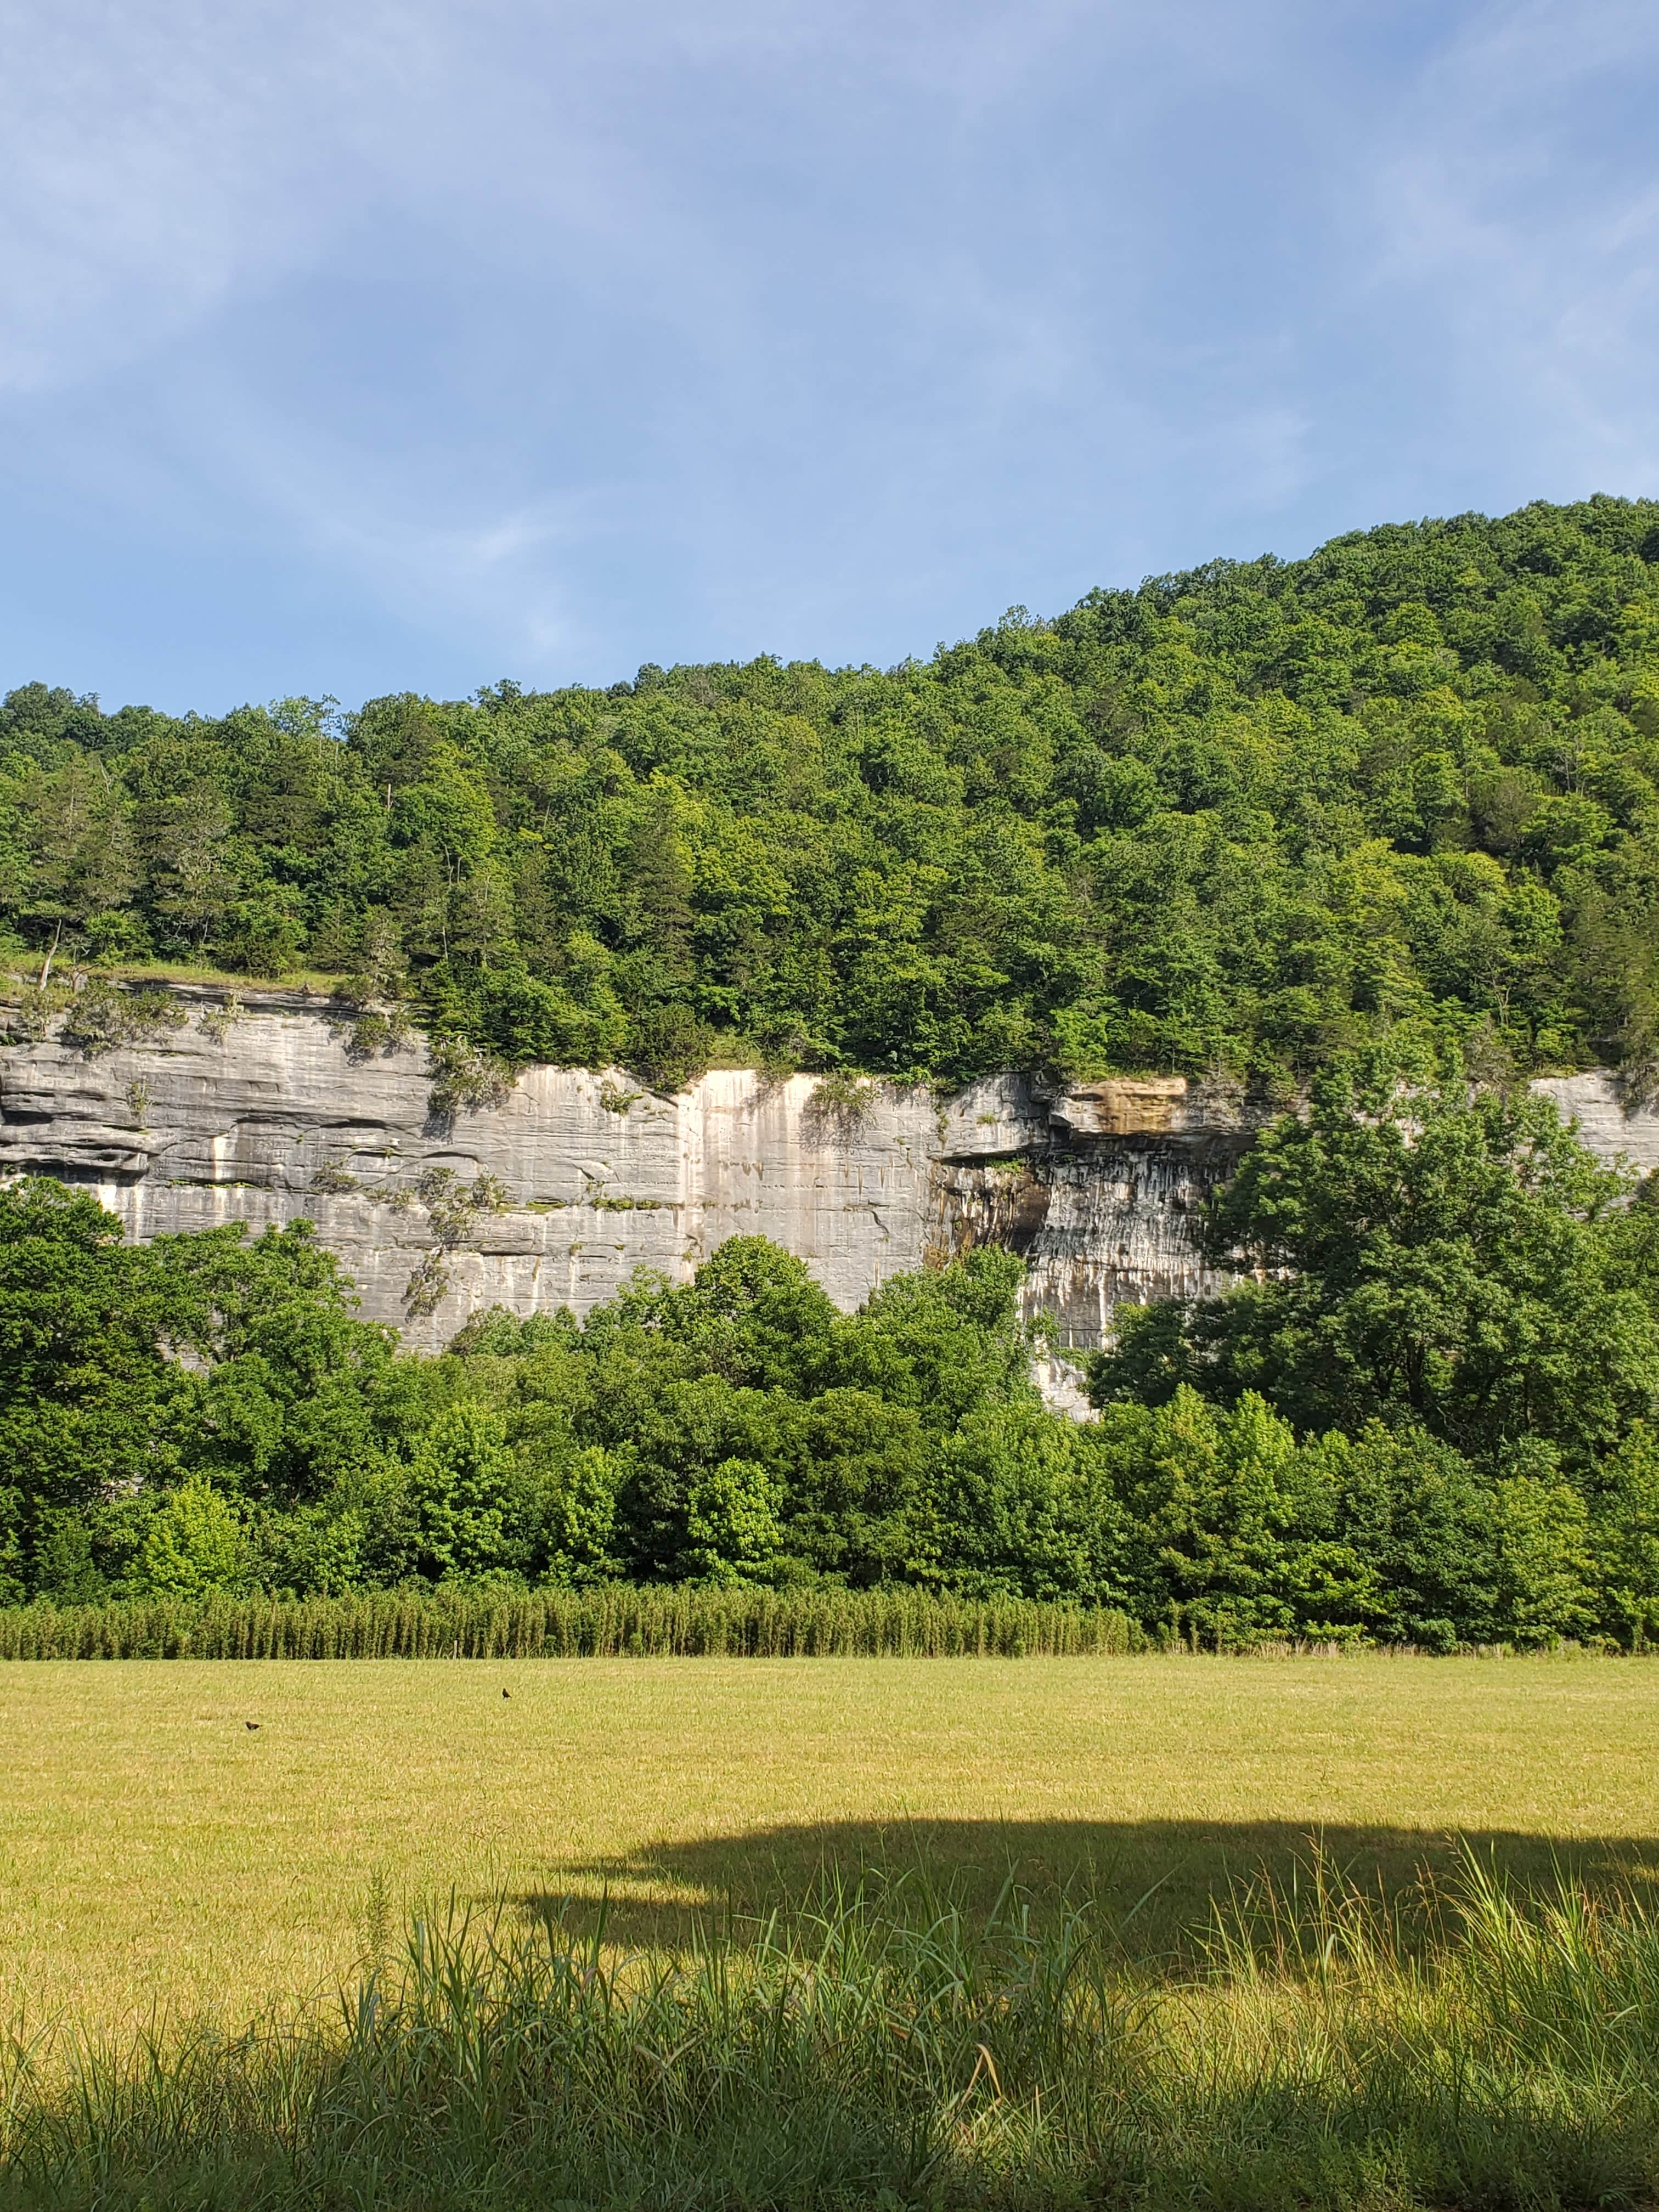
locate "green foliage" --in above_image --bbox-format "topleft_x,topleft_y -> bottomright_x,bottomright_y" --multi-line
832,1246 -> 1036,1424
929,1402 -> 1125,1604
663,1236 -> 841,1392
256,1498 -> 369,1599
57,979 -> 186,1057
542,1444 -> 627,1585
1095,1387 -> 1370,1644
160,1216 -> 426,1505
783,1389 -> 929,1585
6,496 -> 1659,1084
424,1036 -> 514,1122
1317,1424 -> 1503,1651
1588,1423 -> 1659,1646
1094,1060 -> 1659,1471
3,1137 -> 1658,1646
0,1180 -> 191,1552
1490,1474 -> 1596,1646
405,1405 -> 521,1578
132,1480 -> 246,1600
1082,1068 -> 1659,1645
682,1457 -> 785,1583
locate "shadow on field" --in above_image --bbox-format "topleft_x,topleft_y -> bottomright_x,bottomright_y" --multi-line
523,1819 -> 1659,1964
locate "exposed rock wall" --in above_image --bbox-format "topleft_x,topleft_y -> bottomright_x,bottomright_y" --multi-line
2,989 -> 1655,1362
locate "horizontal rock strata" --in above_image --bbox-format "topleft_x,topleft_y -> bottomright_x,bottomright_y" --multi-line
3,990 -> 1655,1371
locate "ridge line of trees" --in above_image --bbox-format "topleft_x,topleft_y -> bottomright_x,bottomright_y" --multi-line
1,496 -> 1657,1094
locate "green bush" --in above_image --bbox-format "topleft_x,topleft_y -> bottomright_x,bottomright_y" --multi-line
131,1480 -> 246,1600
1589,1421 -> 1659,1646
682,1458 -> 785,1583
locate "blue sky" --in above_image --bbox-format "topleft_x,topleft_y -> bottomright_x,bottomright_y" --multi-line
2,0 -> 1657,713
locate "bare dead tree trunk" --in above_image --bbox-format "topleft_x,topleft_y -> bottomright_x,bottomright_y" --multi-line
38,917 -> 64,993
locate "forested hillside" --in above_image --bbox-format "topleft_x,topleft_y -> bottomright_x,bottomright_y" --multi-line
4,496 -> 1658,1088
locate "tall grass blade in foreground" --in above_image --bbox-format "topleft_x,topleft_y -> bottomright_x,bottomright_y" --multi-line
6,1853 -> 1659,2209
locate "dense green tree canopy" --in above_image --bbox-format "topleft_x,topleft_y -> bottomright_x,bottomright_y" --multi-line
3,1153 -> 1658,1649
1090,1061 -> 1659,1473
4,496 -> 1658,1086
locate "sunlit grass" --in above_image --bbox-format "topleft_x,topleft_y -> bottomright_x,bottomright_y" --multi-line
3,1654 -> 1656,2040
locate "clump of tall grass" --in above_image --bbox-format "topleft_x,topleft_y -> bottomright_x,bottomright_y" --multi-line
0,1585 -> 1144,1661
5,1853 -> 1659,2209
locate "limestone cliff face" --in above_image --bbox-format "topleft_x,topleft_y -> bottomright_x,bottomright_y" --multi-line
2,989 -> 1656,1362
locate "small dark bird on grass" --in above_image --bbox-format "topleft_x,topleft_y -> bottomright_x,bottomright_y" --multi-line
501,1689 -> 511,1699
245,1720 -> 260,1730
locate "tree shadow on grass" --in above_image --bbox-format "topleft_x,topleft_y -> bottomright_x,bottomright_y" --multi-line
521,1817 -> 1659,1967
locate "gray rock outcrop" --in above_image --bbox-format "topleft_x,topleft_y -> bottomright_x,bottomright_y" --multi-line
2,989 -> 1655,1367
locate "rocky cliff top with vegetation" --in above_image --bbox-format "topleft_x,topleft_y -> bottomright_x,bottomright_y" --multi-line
3,495 -> 1657,1092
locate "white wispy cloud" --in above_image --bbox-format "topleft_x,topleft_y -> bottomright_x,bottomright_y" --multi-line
0,0 -> 1655,704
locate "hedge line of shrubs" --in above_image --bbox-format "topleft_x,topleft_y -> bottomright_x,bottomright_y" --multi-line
0,1584 -> 1143,1661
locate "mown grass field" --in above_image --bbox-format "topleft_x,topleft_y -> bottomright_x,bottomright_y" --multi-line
3,1653 -> 1657,2036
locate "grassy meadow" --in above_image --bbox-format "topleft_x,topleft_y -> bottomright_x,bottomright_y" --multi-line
8,1653 -> 1659,2208
4,1652 -> 1657,2034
